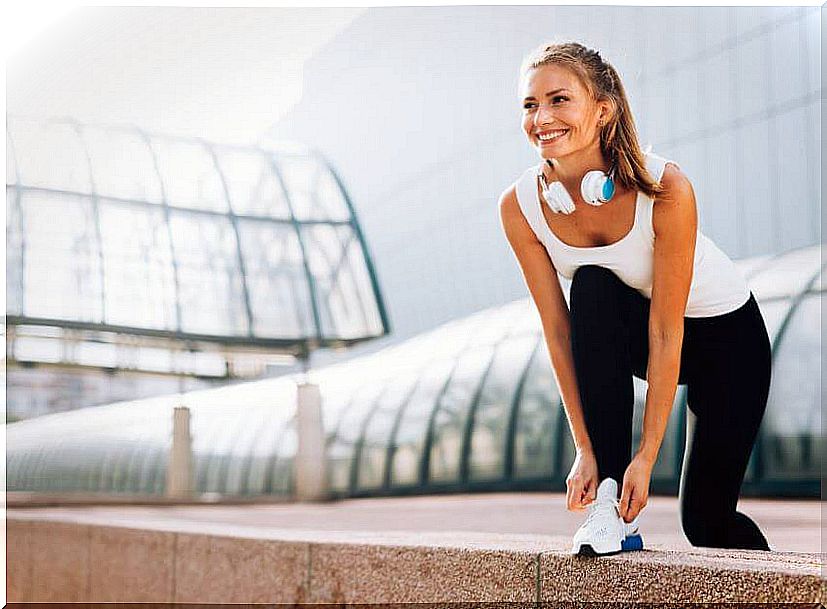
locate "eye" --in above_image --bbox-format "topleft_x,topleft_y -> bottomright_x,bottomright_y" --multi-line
523,101 -> 538,110
552,96 -> 569,104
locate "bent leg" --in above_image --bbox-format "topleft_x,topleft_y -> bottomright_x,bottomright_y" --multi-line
569,265 -> 636,484
679,302 -> 772,550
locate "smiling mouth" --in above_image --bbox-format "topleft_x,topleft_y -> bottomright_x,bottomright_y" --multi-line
537,129 -> 569,144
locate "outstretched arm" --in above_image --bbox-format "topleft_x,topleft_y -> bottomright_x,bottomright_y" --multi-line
499,185 -> 599,511
620,162 -> 697,522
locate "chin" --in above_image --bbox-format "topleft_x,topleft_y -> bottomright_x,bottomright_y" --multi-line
539,147 -> 569,161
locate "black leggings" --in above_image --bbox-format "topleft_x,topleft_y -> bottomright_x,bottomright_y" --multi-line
569,265 -> 772,551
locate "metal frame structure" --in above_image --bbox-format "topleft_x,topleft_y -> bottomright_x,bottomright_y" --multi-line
6,117 -> 390,385
6,239 -> 822,497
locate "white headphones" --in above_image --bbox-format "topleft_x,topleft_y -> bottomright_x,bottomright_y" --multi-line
539,160 -> 617,215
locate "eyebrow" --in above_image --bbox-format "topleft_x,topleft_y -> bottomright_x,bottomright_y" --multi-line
523,88 -> 570,101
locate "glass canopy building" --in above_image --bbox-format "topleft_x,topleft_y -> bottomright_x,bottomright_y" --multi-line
7,245 -> 822,498
6,117 -> 389,418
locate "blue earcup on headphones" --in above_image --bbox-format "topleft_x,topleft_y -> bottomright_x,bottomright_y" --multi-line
539,165 -> 616,214
581,170 -> 616,206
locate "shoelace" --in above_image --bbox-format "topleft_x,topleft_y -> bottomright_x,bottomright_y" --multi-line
583,496 -> 621,529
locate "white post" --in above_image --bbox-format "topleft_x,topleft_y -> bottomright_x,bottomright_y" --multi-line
295,381 -> 328,502
166,406 -> 194,499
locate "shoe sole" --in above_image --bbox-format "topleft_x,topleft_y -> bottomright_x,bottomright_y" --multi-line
573,534 -> 644,557
574,543 -> 621,557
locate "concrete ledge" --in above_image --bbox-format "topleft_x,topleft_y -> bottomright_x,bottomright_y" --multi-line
7,514 -> 825,604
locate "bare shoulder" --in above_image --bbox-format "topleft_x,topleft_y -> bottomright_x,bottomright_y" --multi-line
656,162 -> 694,203
652,162 -> 698,238
498,184 -> 536,247
498,184 -> 519,218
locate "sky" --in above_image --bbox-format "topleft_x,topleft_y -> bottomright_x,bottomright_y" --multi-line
6,6 -> 365,146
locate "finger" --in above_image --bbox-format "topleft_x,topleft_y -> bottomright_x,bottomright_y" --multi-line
627,500 -> 642,522
584,479 -> 597,505
619,484 -> 632,518
570,480 -> 584,509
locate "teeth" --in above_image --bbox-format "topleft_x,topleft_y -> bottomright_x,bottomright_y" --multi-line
538,130 -> 567,141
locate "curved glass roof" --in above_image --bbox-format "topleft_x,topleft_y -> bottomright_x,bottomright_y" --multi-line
6,117 -> 389,373
7,244 -> 822,497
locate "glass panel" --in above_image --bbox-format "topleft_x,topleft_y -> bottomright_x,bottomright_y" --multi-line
214,148 -> 291,218
169,210 -> 248,336
501,299 -> 542,337
749,246 -> 821,300
468,335 -> 536,481
221,405 -> 271,495
82,126 -> 163,203
390,357 -> 455,487
21,191 -> 103,322
99,199 -> 177,330
734,253 -> 775,280
757,298 -> 793,342
812,266 -> 825,292
277,155 -> 350,221
633,380 -> 684,482
10,119 -> 92,194
315,362 -> 367,435
204,408 -> 251,494
464,307 -> 519,348
152,138 -> 228,212
302,224 -> 383,340
357,368 -> 419,491
245,418 -> 282,495
123,419 -> 159,493
237,218 -> 314,338
429,346 -> 494,483
763,293 -> 822,480
328,380 -> 387,493
270,421 -> 296,494
513,342 -> 560,480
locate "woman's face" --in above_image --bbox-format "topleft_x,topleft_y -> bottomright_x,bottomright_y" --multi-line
520,63 -> 607,161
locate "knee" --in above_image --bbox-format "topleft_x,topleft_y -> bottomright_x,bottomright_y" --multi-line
570,265 -> 622,318
680,511 -> 712,548
571,265 -> 617,299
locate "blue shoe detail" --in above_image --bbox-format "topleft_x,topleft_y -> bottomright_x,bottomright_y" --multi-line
621,533 -> 644,552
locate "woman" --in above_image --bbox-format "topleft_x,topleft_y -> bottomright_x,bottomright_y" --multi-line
498,42 -> 772,557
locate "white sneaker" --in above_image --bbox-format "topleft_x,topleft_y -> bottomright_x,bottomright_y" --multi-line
571,478 -> 626,557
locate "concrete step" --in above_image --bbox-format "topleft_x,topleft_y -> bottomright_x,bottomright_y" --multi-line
7,512 -> 825,604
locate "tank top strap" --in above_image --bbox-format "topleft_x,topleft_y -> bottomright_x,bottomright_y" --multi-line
638,150 -> 681,245
644,150 -> 681,185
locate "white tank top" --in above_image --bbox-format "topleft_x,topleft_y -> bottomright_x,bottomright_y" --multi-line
513,151 -> 750,318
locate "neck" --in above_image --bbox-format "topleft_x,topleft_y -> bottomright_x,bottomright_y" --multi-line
542,145 -> 612,200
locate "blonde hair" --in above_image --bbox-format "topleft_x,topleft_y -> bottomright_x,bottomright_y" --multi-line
520,41 -> 662,199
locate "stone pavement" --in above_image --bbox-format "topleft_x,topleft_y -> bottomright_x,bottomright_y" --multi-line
8,491 -> 822,552
7,492 -> 825,604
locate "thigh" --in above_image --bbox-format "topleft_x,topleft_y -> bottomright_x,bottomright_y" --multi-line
618,284 -> 693,384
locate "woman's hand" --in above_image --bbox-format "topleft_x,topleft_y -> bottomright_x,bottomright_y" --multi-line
619,452 -> 655,522
566,449 -> 599,511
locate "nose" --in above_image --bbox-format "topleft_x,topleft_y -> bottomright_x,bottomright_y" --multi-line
534,101 -> 555,126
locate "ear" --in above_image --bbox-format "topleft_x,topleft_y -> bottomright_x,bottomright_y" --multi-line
597,98 -> 615,126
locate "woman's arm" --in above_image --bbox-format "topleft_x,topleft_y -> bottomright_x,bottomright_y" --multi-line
498,186 -> 593,456
638,163 -> 698,465
619,163 -> 698,522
